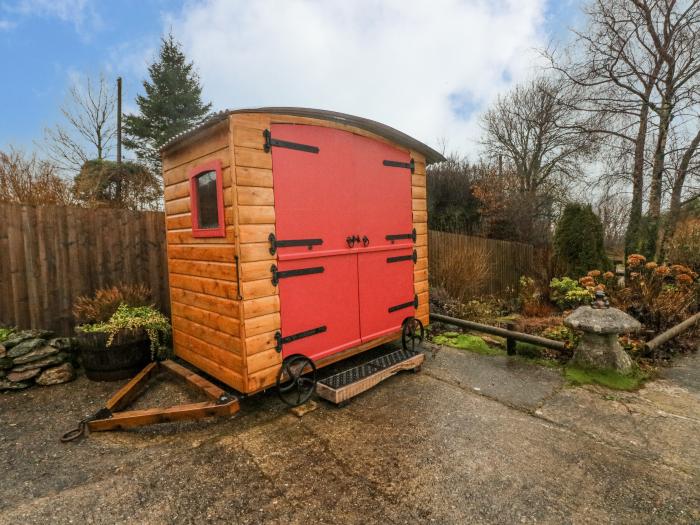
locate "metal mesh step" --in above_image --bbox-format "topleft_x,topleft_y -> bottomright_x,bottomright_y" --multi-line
318,348 -> 421,390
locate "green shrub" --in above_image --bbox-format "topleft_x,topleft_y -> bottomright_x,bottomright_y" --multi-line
554,203 -> 609,277
549,277 -> 591,310
79,304 -> 171,360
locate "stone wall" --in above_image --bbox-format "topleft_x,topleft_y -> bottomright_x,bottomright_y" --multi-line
0,330 -> 76,390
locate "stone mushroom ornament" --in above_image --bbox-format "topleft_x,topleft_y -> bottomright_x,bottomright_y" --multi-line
564,291 -> 641,373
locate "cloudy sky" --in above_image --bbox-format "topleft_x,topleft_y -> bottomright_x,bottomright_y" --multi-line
0,0 -> 582,158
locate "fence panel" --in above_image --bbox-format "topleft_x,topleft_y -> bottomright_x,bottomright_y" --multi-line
0,203 -> 169,335
428,230 -> 534,301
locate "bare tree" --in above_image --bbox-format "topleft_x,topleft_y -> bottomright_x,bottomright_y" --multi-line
43,73 -> 116,174
658,118 -> 700,255
548,0 -> 700,258
480,76 -> 598,242
0,147 -> 73,205
633,0 -> 700,256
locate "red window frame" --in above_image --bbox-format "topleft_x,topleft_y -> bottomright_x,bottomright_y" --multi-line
189,159 -> 225,238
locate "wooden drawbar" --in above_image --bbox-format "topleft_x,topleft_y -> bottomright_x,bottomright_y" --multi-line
160,107 -> 445,396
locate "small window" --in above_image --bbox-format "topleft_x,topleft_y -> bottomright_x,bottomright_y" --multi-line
189,160 -> 225,238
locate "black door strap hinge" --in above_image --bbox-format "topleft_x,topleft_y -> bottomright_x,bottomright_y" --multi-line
271,264 -> 324,286
383,158 -> 415,173
275,326 -> 327,353
263,129 -> 319,154
387,250 -> 417,264
386,228 -> 417,243
269,233 -> 323,255
388,295 -> 419,313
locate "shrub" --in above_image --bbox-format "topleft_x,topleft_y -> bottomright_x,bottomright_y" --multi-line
666,218 -> 700,274
584,254 -> 699,334
73,283 -> 152,324
79,304 -> 171,360
553,203 -> 610,278
549,277 -> 591,310
518,276 -> 553,316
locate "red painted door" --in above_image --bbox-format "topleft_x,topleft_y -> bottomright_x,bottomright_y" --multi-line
271,124 -> 361,360
353,135 -> 415,341
271,124 -> 415,360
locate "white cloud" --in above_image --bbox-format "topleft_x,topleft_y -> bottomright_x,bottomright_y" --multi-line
4,0 -> 101,36
0,18 -> 16,30
167,0 -> 548,157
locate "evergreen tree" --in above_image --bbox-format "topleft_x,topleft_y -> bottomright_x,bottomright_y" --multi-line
123,33 -> 212,176
554,203 -> 610,277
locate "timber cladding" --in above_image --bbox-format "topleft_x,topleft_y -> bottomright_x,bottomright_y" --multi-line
0,202 -> 169,335
162,110 -> 435,395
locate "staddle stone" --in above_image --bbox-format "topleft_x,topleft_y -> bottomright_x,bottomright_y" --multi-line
564,295 -> 641,373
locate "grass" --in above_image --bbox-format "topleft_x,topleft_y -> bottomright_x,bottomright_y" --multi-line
432,332 -> 506,356
564,365 -> 648,391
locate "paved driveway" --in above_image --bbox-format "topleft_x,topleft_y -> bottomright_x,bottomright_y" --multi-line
1,345 -> 698,524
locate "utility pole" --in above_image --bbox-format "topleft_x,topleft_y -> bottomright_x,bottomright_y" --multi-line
117,77 -> 122,164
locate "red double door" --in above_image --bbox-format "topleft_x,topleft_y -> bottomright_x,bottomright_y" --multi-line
270,124 -> 415,361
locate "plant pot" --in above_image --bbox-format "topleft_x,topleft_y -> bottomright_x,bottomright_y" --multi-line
76,328 -> 150,381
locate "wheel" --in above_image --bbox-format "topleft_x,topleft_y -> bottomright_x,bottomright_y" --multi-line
402,317 -> 424,352
276,354 -> 317,407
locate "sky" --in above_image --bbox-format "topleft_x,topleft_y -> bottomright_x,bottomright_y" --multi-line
0,0 -> 583,160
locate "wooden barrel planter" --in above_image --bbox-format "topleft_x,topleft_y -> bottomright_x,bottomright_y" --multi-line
76,328 -> 150,381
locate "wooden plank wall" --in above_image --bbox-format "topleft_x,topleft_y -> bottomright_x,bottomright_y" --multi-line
229,113 -> 282,394
0,203 -> 168,335
428,230 -> 534,300
410,151 -> 430,327
162,121 -> 245,392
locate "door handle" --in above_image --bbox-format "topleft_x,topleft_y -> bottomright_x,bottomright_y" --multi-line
346,235 -> 361,248
362,235 -> 369,247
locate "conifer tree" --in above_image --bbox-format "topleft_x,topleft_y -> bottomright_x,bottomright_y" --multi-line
554,203 -> 610,277
123,33 -> 212,176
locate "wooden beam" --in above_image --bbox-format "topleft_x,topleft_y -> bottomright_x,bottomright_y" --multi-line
105,362 -> 160,412
430,313 -> 566,351
160,359 -> 225,401
645,312 -> 700,351
88,399 -> 240,432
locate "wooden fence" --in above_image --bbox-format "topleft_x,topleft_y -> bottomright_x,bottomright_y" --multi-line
429,230 -> 534,300
0,203 -> 169,335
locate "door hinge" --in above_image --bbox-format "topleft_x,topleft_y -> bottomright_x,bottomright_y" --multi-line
387,250 -> 417,264
271,264 -> 324,286
263,129 -> 319,154
388,295 -> 418,313
383,158 -> 415,173
275,326 -> 327,353
269,233 -> 323,255
386,228 -> 417,243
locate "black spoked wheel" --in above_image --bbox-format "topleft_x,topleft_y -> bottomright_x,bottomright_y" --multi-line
402,317 -> 424,352
276,354 -> 317,407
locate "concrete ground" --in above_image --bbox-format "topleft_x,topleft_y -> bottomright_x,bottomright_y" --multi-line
0,344 -> 698,524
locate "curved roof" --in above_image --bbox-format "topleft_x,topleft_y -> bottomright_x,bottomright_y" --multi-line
160,107 -> 446,164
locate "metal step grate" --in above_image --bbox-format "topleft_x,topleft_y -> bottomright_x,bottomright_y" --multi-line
318,348 -> 421,390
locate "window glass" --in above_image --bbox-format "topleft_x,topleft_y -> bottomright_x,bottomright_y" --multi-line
195,171 -> 219,229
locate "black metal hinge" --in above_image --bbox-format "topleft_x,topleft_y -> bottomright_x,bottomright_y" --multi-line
386,228 -> 417,243
263,129 -> 319,154
275,326 -> 327,353
271,264 -> 324,286
387,250 -> 417,264
388,295 -> 418,313
269,233 -> 323,255
383,158 -> 415,173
